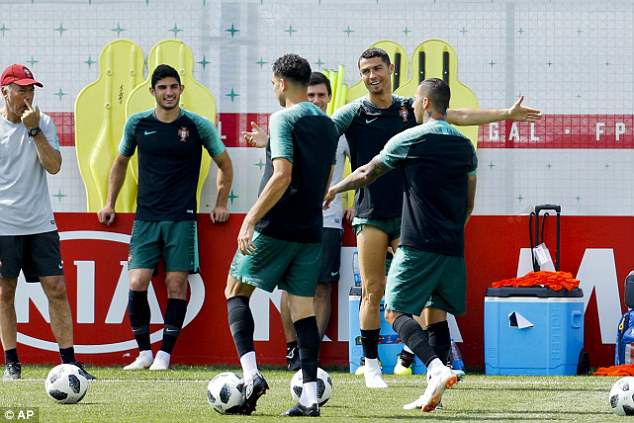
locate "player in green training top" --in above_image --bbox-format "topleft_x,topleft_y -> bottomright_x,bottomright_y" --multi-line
330,48 -> 541,387
98,64 -> 233,371
326,78 -> 477,412
224,54 -> 338,417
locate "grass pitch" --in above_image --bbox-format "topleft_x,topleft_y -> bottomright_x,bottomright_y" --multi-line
0,366 -> 622,422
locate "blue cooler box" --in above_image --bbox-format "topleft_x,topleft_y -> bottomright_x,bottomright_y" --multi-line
348,287 -> 426,374
484,287 -> 584,376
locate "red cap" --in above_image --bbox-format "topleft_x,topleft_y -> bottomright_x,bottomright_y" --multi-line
1,64 -> 43,88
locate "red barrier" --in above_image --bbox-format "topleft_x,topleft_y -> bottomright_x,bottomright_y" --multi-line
14,213 -> 630,368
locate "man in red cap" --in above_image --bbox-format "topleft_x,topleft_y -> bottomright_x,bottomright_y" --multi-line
0,64 -> 95,380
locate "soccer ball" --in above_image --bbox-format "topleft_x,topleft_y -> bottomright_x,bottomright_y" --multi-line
45,364 -> 89,404
609,377 -> 634,416
207,372 -> 245,414
290,368 -> 332,406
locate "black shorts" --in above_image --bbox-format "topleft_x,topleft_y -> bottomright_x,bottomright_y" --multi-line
0,231 -> 64,282
318,228 -> 343,284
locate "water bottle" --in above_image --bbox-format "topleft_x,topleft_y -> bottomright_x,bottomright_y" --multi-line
625,271 -> 634,308
352,250 -> 362,287
449,339 -> 465,370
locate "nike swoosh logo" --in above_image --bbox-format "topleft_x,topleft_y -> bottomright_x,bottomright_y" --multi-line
165,328 -> 178,334
365,117 -> 378,124
58,265 -> 64,269
144,130 -> 157,136
330,271 -> 339,277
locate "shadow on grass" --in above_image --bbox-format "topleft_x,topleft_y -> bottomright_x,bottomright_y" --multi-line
456,385 -> 608,393
310,408 -> 612,421
331,411 -> 610,421
464,409 -> 608,416
317,415 -> 553,421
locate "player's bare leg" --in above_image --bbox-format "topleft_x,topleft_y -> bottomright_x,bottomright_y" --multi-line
280,290 -> 300,370
357,226 -> 389,388
314,283 -> 332,338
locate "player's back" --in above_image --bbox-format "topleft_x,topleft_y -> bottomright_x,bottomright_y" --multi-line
256,102 -> 338,243
380,119 -> 477,256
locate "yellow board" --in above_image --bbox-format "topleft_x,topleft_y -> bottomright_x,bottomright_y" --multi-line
333,65 -> 347,111
324,66 -> 347,116
74,39 -> 144,212
346,40 -> 409,103
325,68 -> 338,116
395,39 -> 479,148
125,39 -> 216,212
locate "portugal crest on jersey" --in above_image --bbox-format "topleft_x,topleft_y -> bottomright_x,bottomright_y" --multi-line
178,126 -> 190,142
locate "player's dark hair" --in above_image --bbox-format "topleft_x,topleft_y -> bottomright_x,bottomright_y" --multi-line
272,54 -> 312,86
420,78 -> 451,115
151,64 -> 181,88
358,48 -> 391,68
308,72 -> 331,96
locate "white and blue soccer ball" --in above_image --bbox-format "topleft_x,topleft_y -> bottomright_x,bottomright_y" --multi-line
610,376 -> 634,416
45,364 -> 89,404
290,367 -> 332,406
207,372 -> 245,414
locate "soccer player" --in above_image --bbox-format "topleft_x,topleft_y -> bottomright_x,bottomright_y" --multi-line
331,48 -> 541,387
226,55 -> 338,417
325,77 -> 476,411
244,71 -> 352,371
98,64 -> 233,370
0,64 -> 95,381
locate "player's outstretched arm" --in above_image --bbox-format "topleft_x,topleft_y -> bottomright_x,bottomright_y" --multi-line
324,155 -> 390,209
447,96 -> 542,126
211,150 -> 233,224
238,158 -> 292,255
97,154 -> 130,226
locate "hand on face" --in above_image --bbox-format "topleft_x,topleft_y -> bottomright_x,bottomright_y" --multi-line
20,98 -> 40,129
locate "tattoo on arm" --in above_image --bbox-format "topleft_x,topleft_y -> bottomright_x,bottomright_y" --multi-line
333,155 -> 391,194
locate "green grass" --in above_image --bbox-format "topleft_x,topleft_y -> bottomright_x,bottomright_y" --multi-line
0,366 -> 623,422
